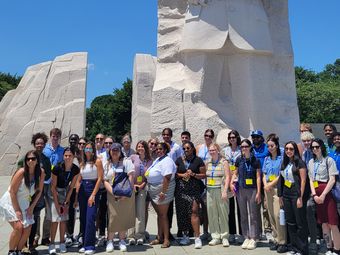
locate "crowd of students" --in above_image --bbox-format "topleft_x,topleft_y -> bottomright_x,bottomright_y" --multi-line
0,123 -> 339,255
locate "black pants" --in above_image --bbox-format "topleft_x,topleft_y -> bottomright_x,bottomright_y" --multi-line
167,200 -> 174,231
97,188 -> 107,236
283,196 -> 309,255
229,196 -> 242,235
67,189 -> 77,237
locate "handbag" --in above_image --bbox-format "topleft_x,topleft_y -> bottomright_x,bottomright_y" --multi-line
325,157 -> 340,202
112,171 -> 133,197
331,175 -> 340,203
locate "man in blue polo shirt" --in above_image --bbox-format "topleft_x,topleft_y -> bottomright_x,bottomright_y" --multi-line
41,128 -> 64,245
250,130 -> 271,241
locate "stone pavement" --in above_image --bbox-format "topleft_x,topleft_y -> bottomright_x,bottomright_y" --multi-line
0,176 -> 278,254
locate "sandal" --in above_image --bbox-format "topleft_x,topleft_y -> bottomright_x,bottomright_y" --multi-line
149,239 -> 161,245
161,241 -> 170,248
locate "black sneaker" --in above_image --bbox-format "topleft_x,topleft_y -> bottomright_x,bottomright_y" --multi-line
277,244 -> 288,253
270,243 -> 279,251
41,238 -> 51,246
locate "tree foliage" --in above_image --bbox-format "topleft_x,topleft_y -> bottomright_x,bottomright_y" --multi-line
0,72 -> 21,101
296,59 -> 340,123
86,78 -> 132,141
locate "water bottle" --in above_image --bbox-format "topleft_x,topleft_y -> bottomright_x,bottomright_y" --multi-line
279,209 -> 285,225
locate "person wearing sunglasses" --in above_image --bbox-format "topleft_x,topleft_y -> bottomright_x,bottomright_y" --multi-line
77,142 -> 104,254
308,139 -> 340,254
175,141 -> 206,249
148,138 -> 159,161
0,150 -> 45,255
230,139 -> 261,250
48,147 -> 80,255
278,141 -> 309,255
121,133 -> 135,158
262,135 -> 287,253
95,134 -> 106,156
221,130 -> 242,244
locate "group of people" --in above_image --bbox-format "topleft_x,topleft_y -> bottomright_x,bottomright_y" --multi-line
0,123 -> 339,255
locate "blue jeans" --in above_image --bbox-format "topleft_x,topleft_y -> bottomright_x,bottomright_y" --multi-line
79,180 -> 99,251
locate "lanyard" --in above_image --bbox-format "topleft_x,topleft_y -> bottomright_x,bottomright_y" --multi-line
64,171 -> 71,184
244,159 -> 252,173
313,160 -> 321,179
149,156 -> 166,170
139,160 -> 146,176
184,159 -> 191,170
285,163 -> 292,180
211,158 -> 219,179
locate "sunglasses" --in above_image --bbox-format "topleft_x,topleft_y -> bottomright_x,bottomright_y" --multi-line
79,142 -> 86,145
84,148 -> 93,153
26,157 -> 37,162
205,134 -> 213,138
229,136 -> 236,139
285,147 -> 294,151
149,142 -> 157,146
183,147 -> 192,151
95,137 -> 104,141
240,145 -> 250,149
105,142 -> 113,145
311,145 -> 320,150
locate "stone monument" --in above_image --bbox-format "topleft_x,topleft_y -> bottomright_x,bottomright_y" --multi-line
0,52 -> 87,175
133,0 -> 300,145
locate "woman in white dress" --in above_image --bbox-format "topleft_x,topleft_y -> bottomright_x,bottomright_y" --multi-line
0,150 -> 45,255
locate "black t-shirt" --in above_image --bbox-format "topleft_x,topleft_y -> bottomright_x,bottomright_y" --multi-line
52,163 -> 80,188
235,156 -> 261,189
175,155 -> 205,174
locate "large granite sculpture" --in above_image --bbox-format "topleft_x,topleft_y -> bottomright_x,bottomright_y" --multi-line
133,0 -> 300,145
0,52 -> 87,175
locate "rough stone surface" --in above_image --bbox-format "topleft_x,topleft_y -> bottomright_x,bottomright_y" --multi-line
133,0 -> 300,145
0,52 -> 87,175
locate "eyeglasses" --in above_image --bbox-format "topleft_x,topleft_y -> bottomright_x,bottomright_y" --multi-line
105,142 -> 113,145
229,136 -> 236,139
205,134 -> 213,138
26,157 -> 37,162
95,137 -> 104,141
183,147 -> 191,151
240,145 -> 250,149
84,148 -> 93,153
79,142 -> 86,145
285,147 -> 294,151
311,145 -> 320,150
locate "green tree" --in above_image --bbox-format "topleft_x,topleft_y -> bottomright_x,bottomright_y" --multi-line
86,78 -> 132,141
0,72 -> 22,101
296,59 -> 340,123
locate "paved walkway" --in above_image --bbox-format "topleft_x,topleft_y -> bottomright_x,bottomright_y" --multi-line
0,176 -> 291,254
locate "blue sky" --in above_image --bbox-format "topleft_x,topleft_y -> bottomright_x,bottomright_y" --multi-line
0,1 -> 339,107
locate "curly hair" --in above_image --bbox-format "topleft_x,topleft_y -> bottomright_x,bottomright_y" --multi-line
31,132 -> 48,145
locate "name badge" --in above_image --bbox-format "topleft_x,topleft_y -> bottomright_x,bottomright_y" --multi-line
230,165 -> 236,171
284,180 -> 292,188
269,175 -> 275,182
246,179 -> 253,185
313,181 -> 319,188
144,170 -> 150,177
137,176 -> 143,183
208,179 -> 215,185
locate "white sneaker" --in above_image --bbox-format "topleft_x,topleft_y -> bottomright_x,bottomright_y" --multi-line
241,238 -> 250,249
79,247 -> 85,253
136,238 -> 144,245
119,240 -> 127,252
222,238 -> 229,247
128,238 -> 135,245
49,244 -> 57,255
209,238 -> 221,246
106,240 -> 114,253
194,238 -> 202,249
59,243 -> 67,253
247,239 -> 257,250
84,250 -> 95,255
65,237 -> 73,247
180,235 -> 190,245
